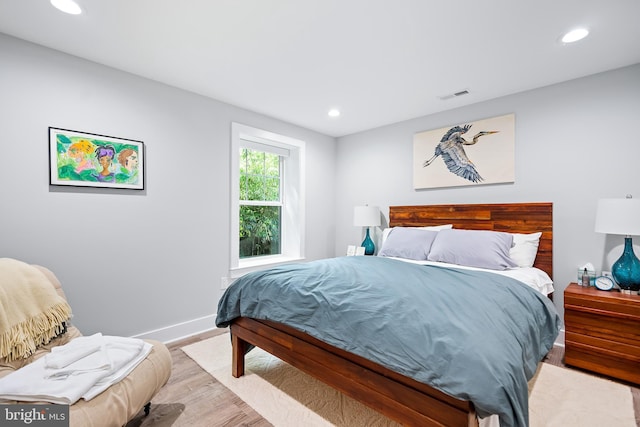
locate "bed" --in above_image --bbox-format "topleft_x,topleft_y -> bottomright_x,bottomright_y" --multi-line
217,203 -> 559,427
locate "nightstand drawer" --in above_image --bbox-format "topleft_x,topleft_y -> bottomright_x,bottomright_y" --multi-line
565,331 -> 640,361
564,309 -> 640,347
565,338 -> 640,385
565,292 -> 640,320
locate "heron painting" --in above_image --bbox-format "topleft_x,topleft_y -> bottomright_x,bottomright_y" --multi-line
413,114 -> 515,189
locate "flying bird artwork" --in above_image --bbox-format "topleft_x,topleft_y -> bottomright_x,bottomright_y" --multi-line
422,124 -> 498,183
413,113 -> 515,190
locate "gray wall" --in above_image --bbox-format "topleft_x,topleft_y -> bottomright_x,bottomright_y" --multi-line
335,63 -> 640,329
0,33 -> 336,340
2,30 -> 639,343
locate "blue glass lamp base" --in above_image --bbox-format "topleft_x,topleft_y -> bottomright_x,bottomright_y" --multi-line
612,237 -> 640,292
361,228 -> 375,256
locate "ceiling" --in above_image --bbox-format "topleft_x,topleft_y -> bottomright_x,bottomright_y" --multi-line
1,1 -> 639,137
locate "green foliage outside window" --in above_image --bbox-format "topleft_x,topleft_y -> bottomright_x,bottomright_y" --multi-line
239,148 -> 282,258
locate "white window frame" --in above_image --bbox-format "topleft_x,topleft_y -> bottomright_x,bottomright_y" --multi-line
230,122 -> 305,277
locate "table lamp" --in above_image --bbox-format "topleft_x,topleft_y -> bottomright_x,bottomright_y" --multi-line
595,195 -> 640,293
353,205 -> 381,255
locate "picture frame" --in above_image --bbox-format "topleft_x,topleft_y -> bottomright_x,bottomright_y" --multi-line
49,127 -> 145,190
413,113 -> 515,190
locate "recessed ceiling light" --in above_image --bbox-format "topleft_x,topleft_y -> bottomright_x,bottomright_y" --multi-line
51,0 -> 82,15
561,28 -> 589,43
328,109 -> 340,117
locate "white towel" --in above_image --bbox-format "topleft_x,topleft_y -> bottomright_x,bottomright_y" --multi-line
83,339 -> 151,400
44,333 -> 112,379
44,333 -> 104,369
0,336 -> 152,405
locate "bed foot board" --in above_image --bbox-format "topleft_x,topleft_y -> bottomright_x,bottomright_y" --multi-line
230,318 -> 478,427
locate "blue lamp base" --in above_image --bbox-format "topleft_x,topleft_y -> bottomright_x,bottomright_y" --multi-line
612,237 -> 640,293
361,228 -> 375,256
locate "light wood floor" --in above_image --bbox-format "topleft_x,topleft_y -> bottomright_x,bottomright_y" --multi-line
126,328 -> 269,427
126,329 -> 640,427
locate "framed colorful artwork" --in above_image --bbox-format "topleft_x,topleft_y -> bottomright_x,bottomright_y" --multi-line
413,113 -> 515,190
49,127 -> 145,190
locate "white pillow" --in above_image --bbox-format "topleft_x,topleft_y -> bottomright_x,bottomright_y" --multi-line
381,224 -> 453,244
509,232 -> 542,268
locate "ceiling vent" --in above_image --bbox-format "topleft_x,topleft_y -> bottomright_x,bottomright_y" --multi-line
438,89 -> 470,101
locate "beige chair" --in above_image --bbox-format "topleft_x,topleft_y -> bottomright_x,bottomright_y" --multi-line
0,263 -> 172,426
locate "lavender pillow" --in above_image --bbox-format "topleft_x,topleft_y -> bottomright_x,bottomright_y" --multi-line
378,228 -> 439,260
427,229 -> 518,270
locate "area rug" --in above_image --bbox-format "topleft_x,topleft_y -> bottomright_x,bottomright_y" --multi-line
182,333 -> 635,427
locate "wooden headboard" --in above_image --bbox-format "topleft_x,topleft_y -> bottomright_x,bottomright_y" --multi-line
389,203 -> 553,279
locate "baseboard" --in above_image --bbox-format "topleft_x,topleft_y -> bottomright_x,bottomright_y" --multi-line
554,328 -> 565,348
131,314 -> 218,344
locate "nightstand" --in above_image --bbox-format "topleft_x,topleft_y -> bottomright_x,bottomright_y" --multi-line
564,283 -> 640,385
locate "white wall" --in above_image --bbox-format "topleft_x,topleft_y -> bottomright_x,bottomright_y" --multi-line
0,34 -> 336,341
335,63 -> 640,324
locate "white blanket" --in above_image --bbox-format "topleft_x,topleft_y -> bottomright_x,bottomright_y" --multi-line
0,333 -> 152,404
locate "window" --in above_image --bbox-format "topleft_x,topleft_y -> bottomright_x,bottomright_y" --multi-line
230,123 -> 305,274
239,148 -> 282,258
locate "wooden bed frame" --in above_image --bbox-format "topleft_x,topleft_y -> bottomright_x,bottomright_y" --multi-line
230,202 -> 553,427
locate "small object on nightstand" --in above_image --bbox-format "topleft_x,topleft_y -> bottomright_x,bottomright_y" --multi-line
581,268 -> 590,287
577,264 -> 595,286
594,275 -> 616,291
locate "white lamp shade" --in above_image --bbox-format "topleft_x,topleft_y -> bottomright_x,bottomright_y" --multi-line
353,206 -> 381,227
595,198 -> 640,236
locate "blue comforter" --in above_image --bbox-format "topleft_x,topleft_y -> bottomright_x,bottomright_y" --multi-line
216,256 -> 561,427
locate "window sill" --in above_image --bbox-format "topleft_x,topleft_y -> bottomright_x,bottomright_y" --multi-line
230,255 -> 305,279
